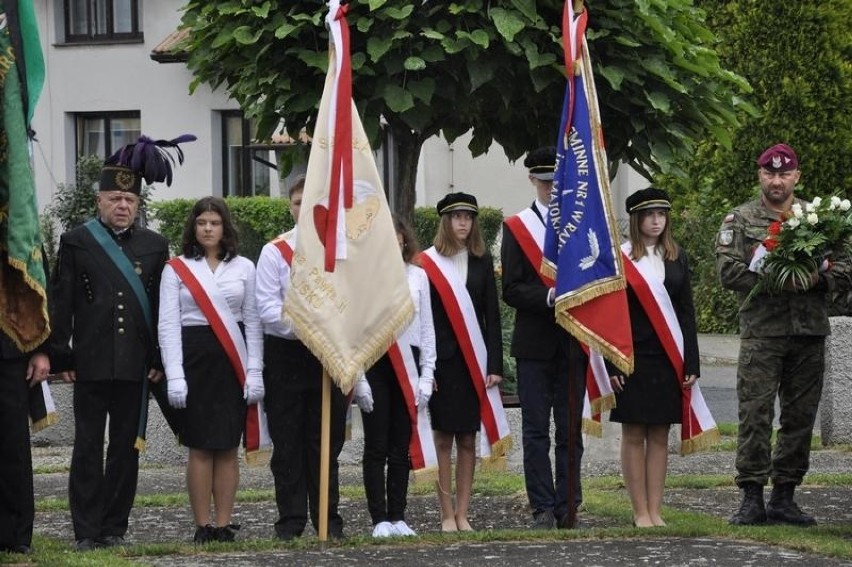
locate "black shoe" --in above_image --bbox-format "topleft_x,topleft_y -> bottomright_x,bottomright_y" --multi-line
193,524 -> 216,544
729,482 -> 766,525
74,538 -> 98,552
532,510 -> 555,530
97,535 -> 125,548
275,530 -> 300,541
214,524 -> 240,542
556,512 -> 584,530
328,529 -> 346,540
0,545 -> 31,554
766,483 -> 817,526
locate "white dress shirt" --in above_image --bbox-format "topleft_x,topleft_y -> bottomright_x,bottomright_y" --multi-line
255,229 -> 298,339
158,255 -> 263,380
399,263 -> 437,381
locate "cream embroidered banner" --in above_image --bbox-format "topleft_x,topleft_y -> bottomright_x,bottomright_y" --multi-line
284,4 -> 413,393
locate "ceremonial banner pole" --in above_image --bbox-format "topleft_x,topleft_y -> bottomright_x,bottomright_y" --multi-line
318,369 -> 332,544
284,1 -> 414,547
544,0 -> 634,529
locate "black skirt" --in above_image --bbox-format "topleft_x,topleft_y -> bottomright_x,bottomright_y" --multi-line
178,325 -> 247,450
610,352 -> 682,425
428,351 -> 481,433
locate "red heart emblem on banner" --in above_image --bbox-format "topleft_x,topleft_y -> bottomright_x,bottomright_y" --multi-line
314,204 -> 329,246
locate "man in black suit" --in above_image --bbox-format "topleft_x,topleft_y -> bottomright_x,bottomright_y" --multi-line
51,138 -> 189,551
0,314 -> 51,555
501,146 -> 585,529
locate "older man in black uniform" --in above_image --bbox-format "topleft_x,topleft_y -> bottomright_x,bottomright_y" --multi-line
51,136 -> 191,551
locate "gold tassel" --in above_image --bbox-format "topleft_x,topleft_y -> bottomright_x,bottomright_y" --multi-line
412,466 -> 439,485
479,454 -> 506,473
30,412 -> 58,434
590,392 -> 616,415
244,448 -> 272,467
134,437 -> 147,452
680,427 -> 721,456
582,418 -> 602,438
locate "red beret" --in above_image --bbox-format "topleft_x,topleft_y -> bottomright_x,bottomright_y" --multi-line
757,143 -> 798,172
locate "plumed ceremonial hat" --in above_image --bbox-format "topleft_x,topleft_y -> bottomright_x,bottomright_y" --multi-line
524,146 -> 557,181
437,192 -> 479,216
99,134 -> 197,194
757,143 -> 798,172
625,187 -> 672,214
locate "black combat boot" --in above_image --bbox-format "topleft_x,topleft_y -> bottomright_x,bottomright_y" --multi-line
729,482 -> 766,525
766,483 -> 817,526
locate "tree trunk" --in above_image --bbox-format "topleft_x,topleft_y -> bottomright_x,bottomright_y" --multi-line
389,126 -> 425,223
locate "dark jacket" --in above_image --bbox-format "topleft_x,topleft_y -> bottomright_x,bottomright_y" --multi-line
626,248 -> 700,378
500,210 -> 572,360
50,221 -> 169,381
430,251 -> 504,377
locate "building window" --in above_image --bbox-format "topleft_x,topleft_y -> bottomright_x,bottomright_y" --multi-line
221,112 -> 273,197
64,0 -> 142,43
75,111 -> 141,159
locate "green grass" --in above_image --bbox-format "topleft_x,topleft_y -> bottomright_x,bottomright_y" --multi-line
16,436 -> 852,566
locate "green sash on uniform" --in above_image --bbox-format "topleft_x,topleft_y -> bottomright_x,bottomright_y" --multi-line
83,219 -> 156,451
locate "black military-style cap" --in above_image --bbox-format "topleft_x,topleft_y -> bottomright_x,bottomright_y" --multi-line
437,192 -> 479,216
524,146 -> 557,181
625,187 -> 672,214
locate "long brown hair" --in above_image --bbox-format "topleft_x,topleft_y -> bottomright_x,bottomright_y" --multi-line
393,214 -> 420,264
628,209 -> 678,261
181,196 -> 239,261
433,212 -> 485,257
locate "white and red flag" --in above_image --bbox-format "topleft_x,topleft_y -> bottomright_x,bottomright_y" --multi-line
284,0 -> 413,393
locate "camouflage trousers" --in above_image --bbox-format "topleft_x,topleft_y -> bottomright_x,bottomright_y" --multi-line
734,336 -> 825,487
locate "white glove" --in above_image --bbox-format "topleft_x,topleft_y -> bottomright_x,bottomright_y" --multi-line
167,377 -> 188,409
244,368 -> 265,405
416,375 -> 434,407
354,376 -> 374,413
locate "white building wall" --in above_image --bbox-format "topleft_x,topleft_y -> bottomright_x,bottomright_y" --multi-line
30,1 -> 642,218
32,0 -> 237,210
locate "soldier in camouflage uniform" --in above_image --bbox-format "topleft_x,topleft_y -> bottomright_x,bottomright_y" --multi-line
716,143 -> 851,527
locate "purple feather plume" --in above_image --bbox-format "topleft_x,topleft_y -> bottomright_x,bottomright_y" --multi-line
109,134 -> 197,186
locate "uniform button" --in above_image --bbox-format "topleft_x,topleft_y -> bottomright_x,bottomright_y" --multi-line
117,291 -> 124,297
117,304 -> 125,310
118,317 -> 124,323
118,328 -> 126,335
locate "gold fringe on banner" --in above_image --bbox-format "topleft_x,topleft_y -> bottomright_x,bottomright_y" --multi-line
290,302 -> 414,394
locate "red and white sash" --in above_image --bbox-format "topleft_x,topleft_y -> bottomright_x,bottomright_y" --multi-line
386,339 -> 438,478
272,231 -> 295,266
166,256 -> 271,461
420,247 -> 512,465
620,243 -> 718,454
506,208 -> 609,434
503,208 -> 555,287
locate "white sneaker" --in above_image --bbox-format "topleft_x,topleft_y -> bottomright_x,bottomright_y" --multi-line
391,520 -> 416,536
371,521 -> 395,538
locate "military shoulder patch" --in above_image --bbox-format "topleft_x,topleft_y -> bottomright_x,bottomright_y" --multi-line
718,230 -> 733,246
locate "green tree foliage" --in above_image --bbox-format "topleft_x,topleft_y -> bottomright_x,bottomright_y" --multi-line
181,0 -> 753,217
665,0 -> 852,332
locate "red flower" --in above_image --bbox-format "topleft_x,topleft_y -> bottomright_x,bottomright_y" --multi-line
764,237 -> 779,252
768,221 -> 783,236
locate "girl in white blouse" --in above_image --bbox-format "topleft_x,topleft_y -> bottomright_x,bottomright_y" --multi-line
354,215 -> 437,537
158,197 -> 263,544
